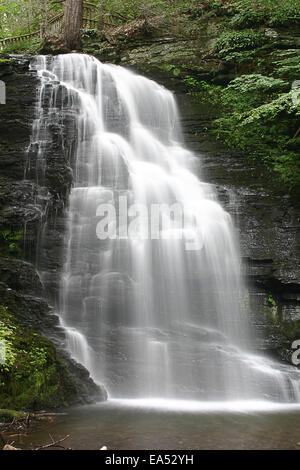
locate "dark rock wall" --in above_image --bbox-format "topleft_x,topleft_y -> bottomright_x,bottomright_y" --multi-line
179,94 -> 300,360
0,56 -> 107,408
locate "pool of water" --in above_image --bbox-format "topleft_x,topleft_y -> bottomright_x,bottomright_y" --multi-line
19,400 -> 300,450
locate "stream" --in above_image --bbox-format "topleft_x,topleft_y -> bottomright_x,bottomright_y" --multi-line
20,401 -> 300,450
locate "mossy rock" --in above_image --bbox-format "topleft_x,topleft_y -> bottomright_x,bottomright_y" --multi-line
0,408 -> 26,423
0,305 -> 77,410
0,227 -> 24,258
209,73 -> 300,193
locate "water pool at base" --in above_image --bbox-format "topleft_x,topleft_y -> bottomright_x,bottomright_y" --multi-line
21,400 -> 300,450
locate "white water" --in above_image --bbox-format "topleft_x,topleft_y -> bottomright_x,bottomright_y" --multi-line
30,53 -> 300,404
62,320 -> 92,373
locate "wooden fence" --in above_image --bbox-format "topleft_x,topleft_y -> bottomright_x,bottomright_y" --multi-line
0,2 -> 125,49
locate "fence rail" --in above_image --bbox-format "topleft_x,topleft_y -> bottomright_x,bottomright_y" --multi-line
0,2 -> 125,49
0,30 -> 40,48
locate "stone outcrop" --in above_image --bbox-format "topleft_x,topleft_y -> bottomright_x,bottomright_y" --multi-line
0,55 -> 107,409
179,95 -> 300,358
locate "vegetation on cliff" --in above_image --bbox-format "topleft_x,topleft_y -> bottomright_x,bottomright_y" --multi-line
0,305 -> 77,410
214,77 -> 300,190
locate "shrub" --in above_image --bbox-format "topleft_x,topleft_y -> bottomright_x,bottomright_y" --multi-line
0,306 -> 77,410
221,74 -> 289,113
215,86 -> 300,190
213,30 -> 267,56
229,0 -> 300,28
2,38 -> 44,55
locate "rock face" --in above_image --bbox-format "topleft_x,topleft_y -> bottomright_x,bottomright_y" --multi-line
0,38 -> 299,398
0,56 -> 107,409
178,94 -> 300,358
91,15 -> 299,363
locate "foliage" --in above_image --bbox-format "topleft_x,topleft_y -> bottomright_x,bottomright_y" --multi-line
0,408 -> 25,422
272,51 -> 300,80
214,76 -> 300,190
183,77 -> 222,106
100,0 -> 162,19
0,0 -> 62,38
82,28 -> 98,39
213,29 -> 268,57
0,228 -> 23,257
0,305 -> 77,410
99,0 -> 194,21
267,294 -> 275,306
241,91 -> 298,124
228,0 -> 300,28
2,38 -> 45,54
221,74 -> 288,112
159,64 -> 181,76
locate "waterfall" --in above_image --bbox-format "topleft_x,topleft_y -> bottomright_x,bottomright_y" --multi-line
30,53 -> 300,404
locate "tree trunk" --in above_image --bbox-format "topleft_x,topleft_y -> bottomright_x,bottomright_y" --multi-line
63,0 -> 83,50
40,0 -> 49,37
97,1 -> 104,35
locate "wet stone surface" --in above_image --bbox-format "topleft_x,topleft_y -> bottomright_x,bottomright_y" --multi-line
177,91 -> 300,355
0,56 -> 106,406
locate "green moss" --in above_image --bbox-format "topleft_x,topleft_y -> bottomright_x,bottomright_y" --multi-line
213,30 -> 268,57
228,0 -> 300,28
183,77 -> 222,108
0,408 -> 25,422
0,227 -> 24,257
158,64 -> 181,76
241,91 -> 298,124
2,38 -> 45,55
0,305 -> 77,410
212,75 -> 300,192
221,74 -> 289,112
273,52 -> 300,80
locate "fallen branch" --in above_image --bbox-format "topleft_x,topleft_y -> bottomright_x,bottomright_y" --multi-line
293,126 -> 300,139
35,434 -> 72,450
32,412 -> 67,418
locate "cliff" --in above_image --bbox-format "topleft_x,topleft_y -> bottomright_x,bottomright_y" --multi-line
0,56 -> 107,410
0,0 -> 299,400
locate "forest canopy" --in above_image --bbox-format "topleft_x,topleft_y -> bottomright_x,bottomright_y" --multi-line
1,0 -> 299,38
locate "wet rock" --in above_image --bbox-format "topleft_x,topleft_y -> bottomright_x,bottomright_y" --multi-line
0,57 -> 107,406
193,132 -> 300,358
3,444 -> 21,450
0,258 -> 43,296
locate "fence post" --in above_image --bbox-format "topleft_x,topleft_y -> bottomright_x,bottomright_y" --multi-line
40,23 -> 47,38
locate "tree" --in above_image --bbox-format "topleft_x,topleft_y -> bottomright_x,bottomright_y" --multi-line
63,0 -> 83,50
0,0 -> 60,38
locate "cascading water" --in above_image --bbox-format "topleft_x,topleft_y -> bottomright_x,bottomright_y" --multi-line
30,53 -> 300,405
